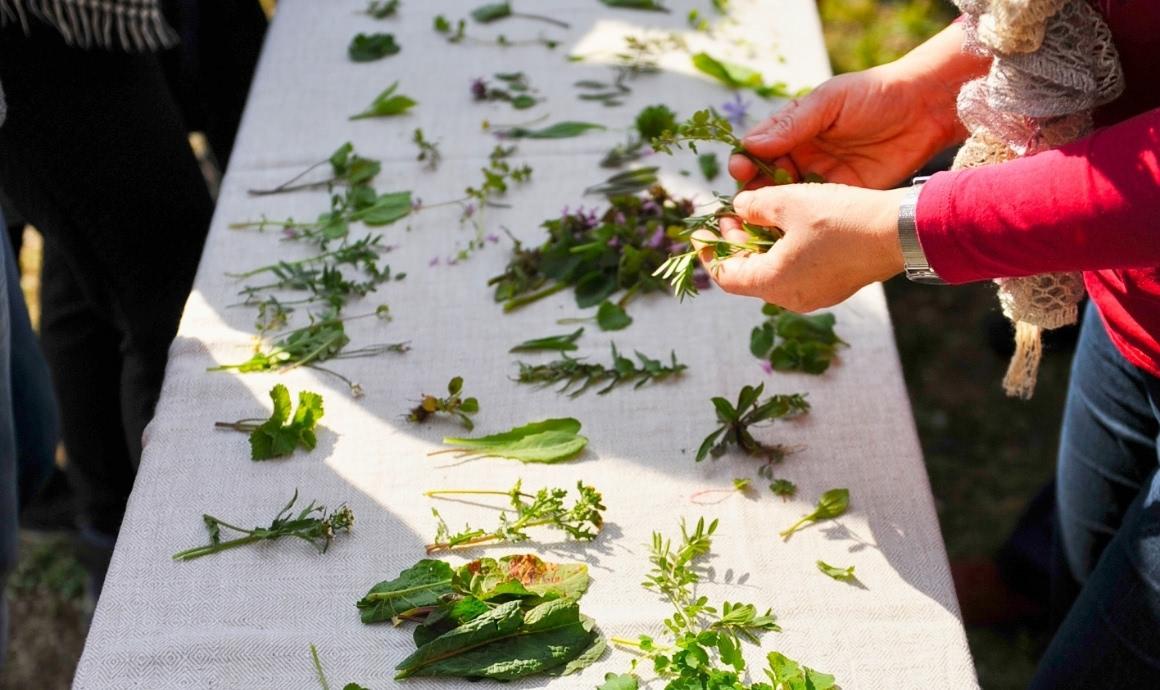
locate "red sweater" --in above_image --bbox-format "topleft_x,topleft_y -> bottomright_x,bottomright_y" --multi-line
916,2 -> 1160,377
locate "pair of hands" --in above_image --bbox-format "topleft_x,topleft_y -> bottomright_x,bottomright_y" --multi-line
694,30 -> 977,311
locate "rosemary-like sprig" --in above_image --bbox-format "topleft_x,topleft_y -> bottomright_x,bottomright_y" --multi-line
515,344 -> 687,396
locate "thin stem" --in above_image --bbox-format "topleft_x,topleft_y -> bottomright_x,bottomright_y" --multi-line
310,644 -> 330,690
510,11 -> 569,28
248,159 -> 330,196
502,281 -> 569,312
173,534 -> 263,561
424,489 -> 525,498
424,517 -> 556,554
214,418 -> 265,432
779,516 -> 812,541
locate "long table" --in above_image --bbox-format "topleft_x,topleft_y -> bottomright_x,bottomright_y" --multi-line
73,1 -> 978,687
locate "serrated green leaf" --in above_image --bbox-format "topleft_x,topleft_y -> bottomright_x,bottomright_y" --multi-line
248,385 -> 325,461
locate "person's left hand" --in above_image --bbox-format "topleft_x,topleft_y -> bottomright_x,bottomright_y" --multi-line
693,184 -> 908,312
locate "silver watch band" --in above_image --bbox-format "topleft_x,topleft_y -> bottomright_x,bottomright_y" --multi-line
898,175 -> 945,285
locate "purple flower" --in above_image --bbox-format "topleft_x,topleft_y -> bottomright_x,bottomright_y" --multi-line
759,360 -> 773,375
282,228 -> 299,240
641,199 -> 659,217
612,211 -> 627,225
470,78 -> 488,100
647,227 -> 667,249
486,233 -> 500,244
460,203 -> 476,220
428,256 -> 441,267
721,93 -> 752,128
606,235 -> 622,248
560,205 -> 570,218
693,266 -> 711,291
411,196 -> 423,210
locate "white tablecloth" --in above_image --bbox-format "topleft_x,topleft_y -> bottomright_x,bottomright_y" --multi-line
73,1 -> 977,687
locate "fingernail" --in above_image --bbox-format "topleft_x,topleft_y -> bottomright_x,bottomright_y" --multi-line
733,191 -> 752,212
742,134 -> 771,147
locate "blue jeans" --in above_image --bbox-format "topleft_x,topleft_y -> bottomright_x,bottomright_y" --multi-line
0,212 -> 58,668
1030,303 -> 1160,687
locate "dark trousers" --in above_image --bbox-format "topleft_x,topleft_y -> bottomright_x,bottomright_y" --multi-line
0,23 -> 214,542
1030,303 -> 1160,686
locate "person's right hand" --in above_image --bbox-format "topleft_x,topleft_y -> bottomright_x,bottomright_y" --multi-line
730,26 -> 988,190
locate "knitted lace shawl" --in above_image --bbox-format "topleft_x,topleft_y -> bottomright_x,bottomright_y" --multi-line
0,0 -> 176,51
951,0 -> 1124,398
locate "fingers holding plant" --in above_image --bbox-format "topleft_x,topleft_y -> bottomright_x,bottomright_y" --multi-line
697,184 -> 908,312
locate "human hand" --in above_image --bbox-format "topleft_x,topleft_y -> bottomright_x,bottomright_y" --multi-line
693,184 -> 908,312
730,24 -> 986,190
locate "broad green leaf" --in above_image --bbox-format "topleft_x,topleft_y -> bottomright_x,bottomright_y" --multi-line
351,191 -> 412,226
348,32 -> 400,62
598,672 -> 639,690
698,152 -> 720,181
350,82 -> 417,120
503,121 -> 606,139
465,554 -> 591,601
692,52 -> 764,90
395,600 -> 525,677
357,559 -> 454,623
249,385 -> 325,460
600,0 -> 669,11
574,271 -> 618,308
471,2 -> 512,22
816,560 -> 856,582
441,418 -> 587,463
764,651 -> 836,690
510,328 -> 584,352
695,427 -> 725,462
750,322 -> 775,358
583,167 -> 659,197
596,300 -> 632,331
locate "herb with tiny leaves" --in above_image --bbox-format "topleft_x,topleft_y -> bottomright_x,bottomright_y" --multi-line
408,376 -> 480,430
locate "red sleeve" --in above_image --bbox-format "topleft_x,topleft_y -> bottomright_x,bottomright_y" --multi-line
914,107 -> 1160,284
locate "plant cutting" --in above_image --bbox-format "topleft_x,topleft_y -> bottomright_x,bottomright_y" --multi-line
172,490 -> 353,561
429,417 -> 588,463
364,0 -> 398,18
600,0 -> 669,11
697,383 -> 809,464
470,2 -> 570,28
424,480 -> 605,553
357,553 -> 604,681
601,104 -> 677,167
816,560 -> 856,583
515,344 -> 686,396
471,72 -> 539,110
609,517 -> 835,689
769,478 -> 797,500
489,184 -> 702,313
691,51 -> 792,99
215,384 -> 324,460
571,34 -> 684,106
779,488 -> 850,541
350,82 -> 417,120
348,32 -> 399,62
248,141 -> 381,197
491,120 -> 605,140
407,376 -> 480,430
412,128 -> 441,170
751,304 -> 846,375
434,14 -> 560,49
584,167 -> 659,197
509,328 -> 584,352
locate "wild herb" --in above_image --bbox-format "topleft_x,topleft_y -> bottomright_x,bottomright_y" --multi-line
779,488 -> 849,541
365,0 -> 399,18
769,478 -> 797,500
232,191 -> 413,247
359,554 -> 602,680
429,417 -> 588,464
493,120 -> 605,139
510,328 -> 584,353
472,72 -> 539,110
408,376 -> 480,430
350,82 -> 417,120
412,128 -> 441,170
601,104 -> 677,167
248,141 -> 381,196
172,490 -> 353,561
471,2 -> 570,28
698,152 -> 720,180
515,344 -> 686,396
691,477 -> 755,504
816,560 -> 856,582
215,384 -> 324,461
489,185 -> 700,313
572,35 -> 684,105
424,480 -> 605,553
584,167 -> 659,197
696,383 -> 808,463
691,51 -> 791,99
601,0 -> 669,11
310,644 -> 368,690
751,304 -> 846,375
348,32 -> 400,62
610,517 -> 837,690
434,14 -> 560,49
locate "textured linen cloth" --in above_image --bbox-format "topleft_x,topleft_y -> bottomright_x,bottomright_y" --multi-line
73,1 -> 977,688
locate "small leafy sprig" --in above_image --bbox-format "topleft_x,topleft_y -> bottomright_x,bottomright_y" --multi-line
510,327 -> 584,352
408,376 -> 480,430
584,167 -> 659,197
248,141 -> 381,197
424,480 -> 605,553
434,14 -> 560,49
348,32 -> 399,62
601,104 -> 677,167
779,488 -> 849,541
769,478 -> 797,500
471,2 -> 570,28
697,383 -> 808,463
572,34 -> 684,106
350,81 -> 417,120
816,560 -> 856,583
412,128 -> 442,170
751,304 -> 846,375
365,0 -> 399,18
471,72 -> 539,110
215,384 -> 324,461
516,344 -> 686,396
172,490 -> 353,561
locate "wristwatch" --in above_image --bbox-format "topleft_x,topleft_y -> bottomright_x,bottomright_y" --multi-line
898,175 -> 945,285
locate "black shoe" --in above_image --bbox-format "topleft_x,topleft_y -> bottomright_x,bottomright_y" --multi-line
19,468 -> 77,535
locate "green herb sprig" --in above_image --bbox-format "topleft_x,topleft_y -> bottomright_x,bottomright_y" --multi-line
408,376 -> 480,430
248,141 -> 381,197
601,0 -> 669,11
473,72 -> 540,110
510,327 -> 584,352
424,480 -> 605,553
691,51 -> 792,99
172,490 -> 353,561
751,304 -> 846,374
816,560 -> 856,582
365,0 -> 399,18
769,478 -> 797,500
572,34 -> 684,106
348,32 -> 399,62
471,2 -> 570,28
350,82 -> 417,120
779,488 -> 850,541
215,384 -> 324,460
602,104 -> 677,167
515,344 -> 686,396
697,383 -> 808,463
434,14 -> 560,49
412,128 -> 442,170
584,167 -> 659,197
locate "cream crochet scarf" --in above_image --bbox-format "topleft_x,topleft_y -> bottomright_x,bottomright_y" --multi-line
0,0 -> 176,51
951,0 -> 1124,397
